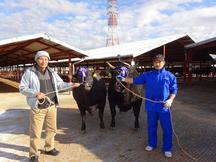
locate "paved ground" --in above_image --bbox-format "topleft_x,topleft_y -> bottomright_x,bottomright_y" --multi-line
0,79 -> 216,162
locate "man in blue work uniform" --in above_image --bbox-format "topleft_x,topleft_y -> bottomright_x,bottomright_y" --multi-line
117,54 -> 177,158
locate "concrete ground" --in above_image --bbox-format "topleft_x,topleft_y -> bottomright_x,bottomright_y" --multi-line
0,79 -> 216,162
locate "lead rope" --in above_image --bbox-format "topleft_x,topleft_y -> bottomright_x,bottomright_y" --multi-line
36,83 -> 80,108
169,109 -> 197,161
117,80 -> 197,161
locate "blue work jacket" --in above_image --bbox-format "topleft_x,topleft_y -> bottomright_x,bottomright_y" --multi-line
133,68 -> 177,112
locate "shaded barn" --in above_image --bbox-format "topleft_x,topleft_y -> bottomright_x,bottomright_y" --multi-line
0,33 -> 87,81
185,37 -> 216,83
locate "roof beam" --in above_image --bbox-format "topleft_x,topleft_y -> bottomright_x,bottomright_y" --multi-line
37,39 -> 81,58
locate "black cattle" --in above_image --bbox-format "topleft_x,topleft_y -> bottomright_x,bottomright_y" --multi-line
72,67 -> 107,132
107,62 -> 143,129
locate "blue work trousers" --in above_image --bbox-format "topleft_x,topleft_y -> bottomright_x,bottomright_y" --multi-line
147,110 -> 172,151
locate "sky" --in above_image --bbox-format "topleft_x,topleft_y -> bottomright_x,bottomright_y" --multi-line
0,0 -> 216,50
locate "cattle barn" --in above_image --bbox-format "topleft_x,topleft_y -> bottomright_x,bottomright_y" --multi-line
0,33 -> 87,82
68,34 -> 195,84
184,37 -> 216,84
0,33 -> 216,84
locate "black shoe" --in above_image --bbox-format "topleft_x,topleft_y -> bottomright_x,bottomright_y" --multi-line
44,148 -> 60,156
29,156 -> 38,162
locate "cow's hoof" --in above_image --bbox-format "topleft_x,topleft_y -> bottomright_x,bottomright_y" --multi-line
135,125 -> 140,129
109,126 -> 115,130
110,123 -> 115,128
81,124 -> 86,132
110,123 -> 115,130
100,123 -> 105,129
133,127 -> 139,132
110,120 -> 115,127
81,130 -> 87,134
135,122 -> 140,129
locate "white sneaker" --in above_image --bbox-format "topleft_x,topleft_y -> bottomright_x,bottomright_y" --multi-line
164,151 -> 172,158
145,146 -> 153,151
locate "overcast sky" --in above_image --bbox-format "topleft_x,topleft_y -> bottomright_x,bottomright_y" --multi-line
0,0 -> 215,50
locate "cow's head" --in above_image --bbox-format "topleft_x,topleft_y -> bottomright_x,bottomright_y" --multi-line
107,61 -> 129,93
115,66 -> 129,93
107,61 -> 143,105
73,67 -> 93,91
119,66 -> 128,77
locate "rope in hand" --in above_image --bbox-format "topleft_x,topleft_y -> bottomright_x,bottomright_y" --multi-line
36,96 -> 55,107
117,80 -> 197,161
36,83 -> 79,107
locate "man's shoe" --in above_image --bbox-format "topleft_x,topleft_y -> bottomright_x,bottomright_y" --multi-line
45,148 -> 60,156
29,156 -> 38,162
145,146 -> 153,151
164,151 -> 172,158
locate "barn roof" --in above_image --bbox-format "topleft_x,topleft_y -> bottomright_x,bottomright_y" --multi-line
0,33 -> 87,67
76,34 -> 194,66
53,34 -> 194,67
185,36 -> 216,61
85,34 -> 192,60
134,35 -> 194,63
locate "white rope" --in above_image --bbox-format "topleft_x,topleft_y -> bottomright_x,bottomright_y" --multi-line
169,109 -> 197,161
117,80 -> 165,103
36,84 -> 76,108
45,84 -> 75,96
117,80 -> 197,161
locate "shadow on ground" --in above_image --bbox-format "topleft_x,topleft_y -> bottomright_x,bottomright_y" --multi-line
0,81 -> 216,162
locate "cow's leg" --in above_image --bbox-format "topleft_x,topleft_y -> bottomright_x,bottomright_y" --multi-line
109,102 -> 116,128
98,105 -> 105,129
81,115 -> 86,131
98,99 -> 106,129
133,99 -> 142,129
79,106 -> 86,132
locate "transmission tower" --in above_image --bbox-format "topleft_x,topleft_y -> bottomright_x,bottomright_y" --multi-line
106,0 -> 119,46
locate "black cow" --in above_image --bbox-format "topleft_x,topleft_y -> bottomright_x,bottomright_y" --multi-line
72,67 -> 107,132
107,62 -> 143,129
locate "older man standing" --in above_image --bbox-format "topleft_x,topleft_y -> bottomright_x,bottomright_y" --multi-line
19,50 -> 80,162
117,54 -> 178,158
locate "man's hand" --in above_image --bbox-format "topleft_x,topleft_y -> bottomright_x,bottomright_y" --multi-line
72,82 -> 80,88
164,99 -> 173,108
116,75 -> 125,82
36,92 -> 45,99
